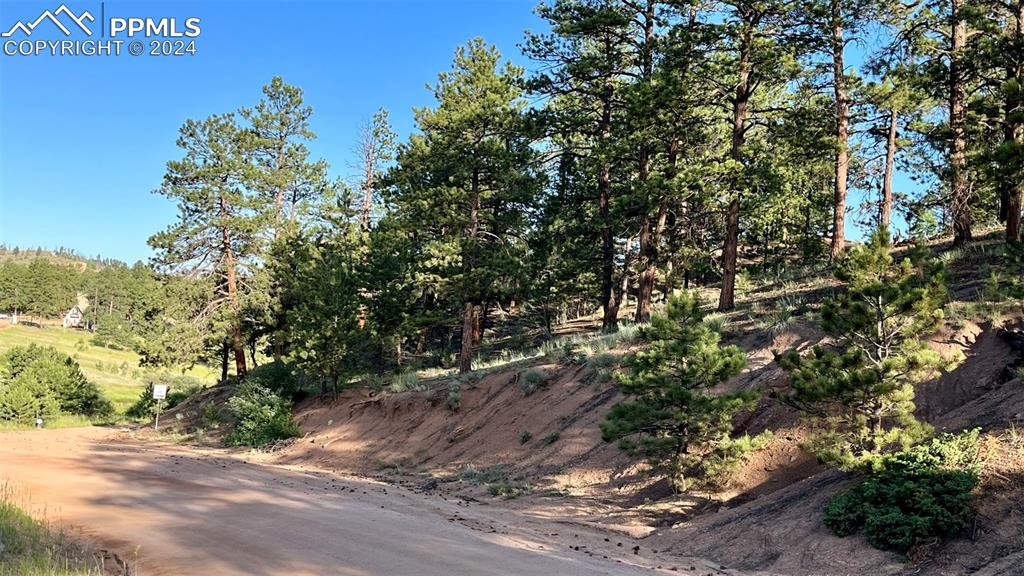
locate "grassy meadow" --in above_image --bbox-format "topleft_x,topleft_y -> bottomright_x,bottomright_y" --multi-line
0,324 -> 215,425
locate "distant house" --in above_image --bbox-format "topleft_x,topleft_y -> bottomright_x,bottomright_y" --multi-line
61,293 -> 90,328
63,305 -> 85,328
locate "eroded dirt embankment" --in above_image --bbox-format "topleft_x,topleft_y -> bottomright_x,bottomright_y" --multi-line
251,319 -> 1024,576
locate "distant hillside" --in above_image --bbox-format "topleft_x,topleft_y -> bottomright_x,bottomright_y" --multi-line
0,246 -> 127,271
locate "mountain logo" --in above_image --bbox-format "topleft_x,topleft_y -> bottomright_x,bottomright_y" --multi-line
1,4 -> 94,38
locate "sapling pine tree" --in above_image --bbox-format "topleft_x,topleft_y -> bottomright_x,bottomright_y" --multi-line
776,226 -> 946,470
602,291 -> 769,491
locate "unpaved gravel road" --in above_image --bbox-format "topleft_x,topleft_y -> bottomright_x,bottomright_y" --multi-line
0,427 -> 731,576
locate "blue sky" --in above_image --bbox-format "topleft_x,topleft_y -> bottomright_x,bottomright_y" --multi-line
0,0 -> 903,264
0,0 -> 545,263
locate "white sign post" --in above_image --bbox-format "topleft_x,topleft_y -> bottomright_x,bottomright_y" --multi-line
152,384 -> 168,430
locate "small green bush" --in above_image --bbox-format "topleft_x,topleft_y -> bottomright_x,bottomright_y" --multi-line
225,381 -> 300,447
125,376 -> 205,420
460,464 -> 508,484
459,464 -> 530,498
519,367 -> 548,396
541,431 -> 560,446
389,371 -> 422,393
446,381 -> 461,412
363,374 -> 385,393
823,430 -> 981,554
201,402 -> 223,426
751,296 -> 805,337
488,480 -> 530,499
518,430 -> 533,444
587,352 -> 619,369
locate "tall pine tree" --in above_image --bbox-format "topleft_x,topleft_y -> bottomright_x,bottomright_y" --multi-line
385,39 -> 543,373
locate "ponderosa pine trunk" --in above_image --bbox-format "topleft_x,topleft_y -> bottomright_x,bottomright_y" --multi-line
1004,0 -> 1024,243
459,165 -> 482,373
829,0 -> 850,260
719,23 -> 753,312
220,194 -> 247,378
881,108 -> 897,229
621,237 -> 634,311
950,0 -> 972,245
459,301 -> 477,374
220,342 -> 229,383
599,79 -> 619,331
634,0 -> 658,324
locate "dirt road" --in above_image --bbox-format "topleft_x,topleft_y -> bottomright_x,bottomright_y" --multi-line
0,427 -> 730,576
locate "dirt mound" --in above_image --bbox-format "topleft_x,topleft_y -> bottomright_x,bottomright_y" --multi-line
648,471 -> 902,575
150,380 -> 237,443
278,362 -> 638,497
917,321 -> 1023,421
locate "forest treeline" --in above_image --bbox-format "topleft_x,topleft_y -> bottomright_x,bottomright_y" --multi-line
3,0 -> 1024,387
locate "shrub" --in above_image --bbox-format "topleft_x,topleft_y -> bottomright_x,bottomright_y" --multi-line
587,352 -> 620,384
519,367 -> 548,396
702,313 -> 729,334
459,464 -> 509,484
0,345 -> 111,421
488,480 -> 530,498
541,431 -> 560,446
246,361 -> 311,402
518,430 -> 533,444
363,374 -> 385,393
459,464 -> 530,498
446,381 -> 461,412
823,430 -> 981,554
751,296 -> 805,337
389,371 -> 422,393
587,352 -> 619,369
125,375 -> 206,419
225,381 -> 300,447
201,402 -> 223,426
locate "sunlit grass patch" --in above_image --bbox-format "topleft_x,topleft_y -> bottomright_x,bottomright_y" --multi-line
0,325 -> 215,420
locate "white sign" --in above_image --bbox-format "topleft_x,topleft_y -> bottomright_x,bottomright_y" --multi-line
152,384 -> 168,400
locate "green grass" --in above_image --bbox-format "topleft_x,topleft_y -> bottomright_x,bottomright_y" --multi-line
0,325 -> 215,423
0,487 -> 103,575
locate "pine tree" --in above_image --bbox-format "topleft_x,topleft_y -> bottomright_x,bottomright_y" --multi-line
858,64 -> 934,230
775,226 -> 946,470
709,0 -> 803,310
384,39 -> 543,373
149,113 -> 261,377
796,0 -> 880,258
272,224 -> 366,392
602,291 -> 769,490
241,77 -> 330,238
887,0 -> 987,244
524,0 -> 634,331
